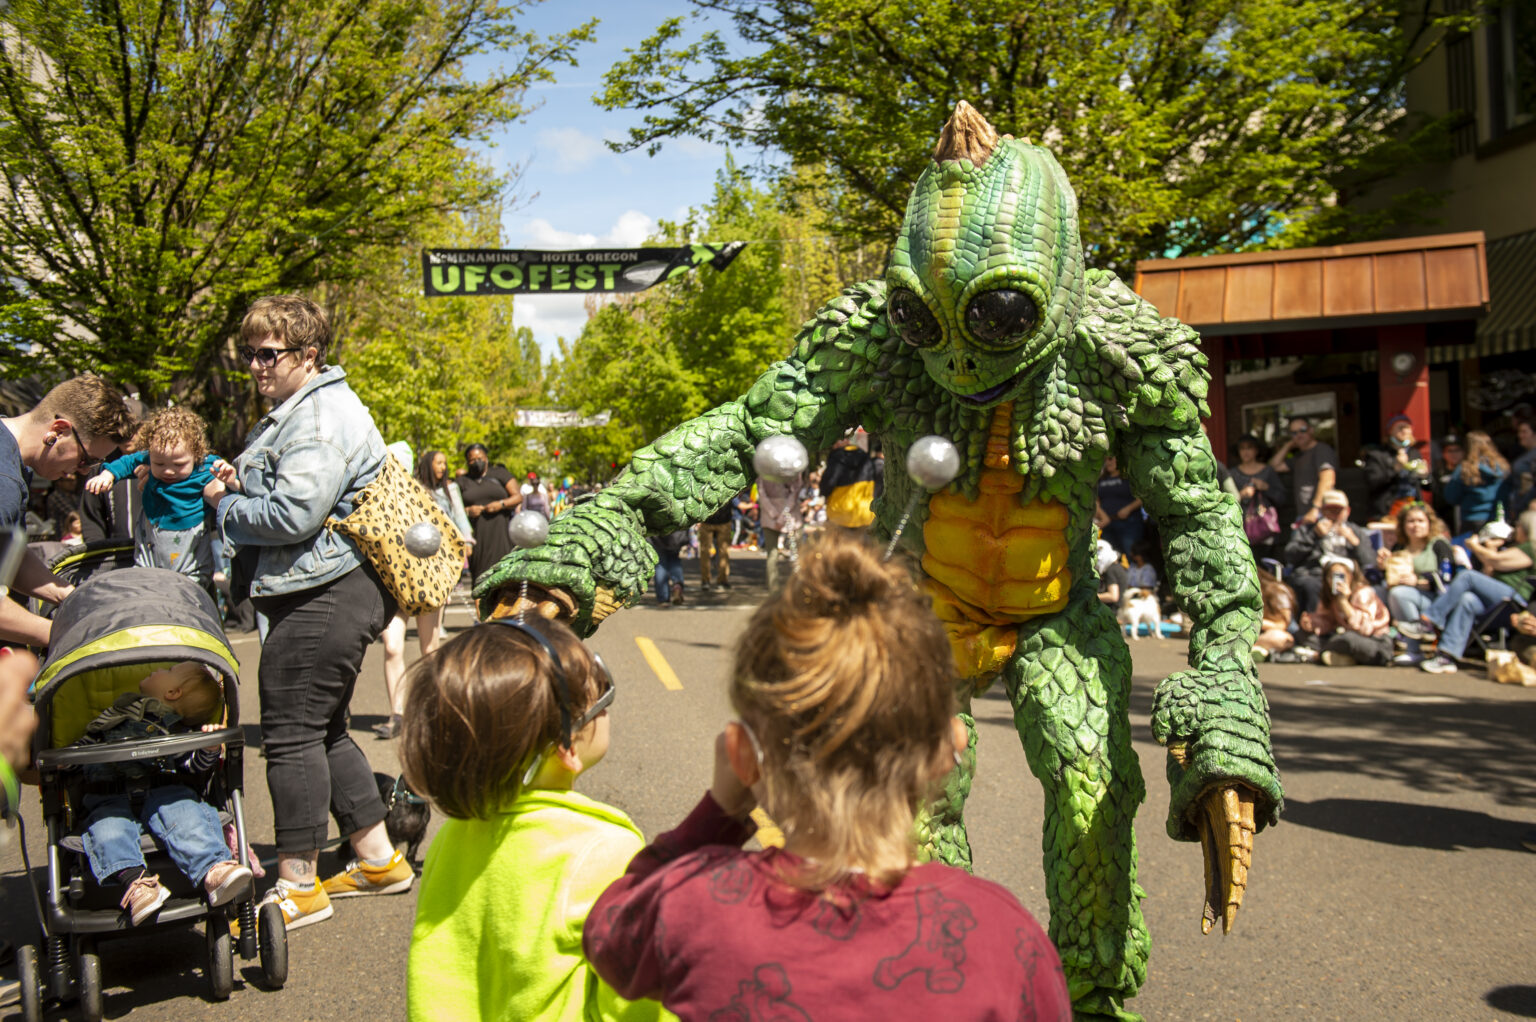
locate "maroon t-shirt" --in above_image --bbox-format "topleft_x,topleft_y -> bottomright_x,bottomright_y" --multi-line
585,793 -> 1071,1021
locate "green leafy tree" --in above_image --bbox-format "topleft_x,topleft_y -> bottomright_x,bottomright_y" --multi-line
550,161 -> 810,477
600,0 -> 1470,273
0,0 -> 592,440
334,209 -> 546,467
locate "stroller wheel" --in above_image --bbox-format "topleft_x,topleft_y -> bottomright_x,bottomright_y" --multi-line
205,915 -> 233,1001
75,938 -> 102,1022
15,943 -> 43,1022
258,902 -> 288,989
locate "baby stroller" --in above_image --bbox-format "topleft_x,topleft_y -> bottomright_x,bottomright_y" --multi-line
11,567 -> 287,1022
24,538 -> 135,621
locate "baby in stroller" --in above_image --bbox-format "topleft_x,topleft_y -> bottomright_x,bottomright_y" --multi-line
73,662 -> 252,926
14,568 -> 286,1019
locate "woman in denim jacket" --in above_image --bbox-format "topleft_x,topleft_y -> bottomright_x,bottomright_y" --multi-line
204,295 -> 412,930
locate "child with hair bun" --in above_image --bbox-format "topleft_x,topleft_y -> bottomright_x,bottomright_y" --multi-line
584,530 -> 1071,1020
400,618 -> 669,1022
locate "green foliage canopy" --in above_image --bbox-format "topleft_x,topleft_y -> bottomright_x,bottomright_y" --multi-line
0,0 -> 591,438
336,209 -> 547,467
600,0 -> 1467,273
549,161 -> 803,478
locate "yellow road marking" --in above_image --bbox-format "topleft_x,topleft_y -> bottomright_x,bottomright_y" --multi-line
750,808 -> 785,848
634,636 -> 684,691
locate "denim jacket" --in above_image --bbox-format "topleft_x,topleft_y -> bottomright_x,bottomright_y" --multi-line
217,366 -> 386,597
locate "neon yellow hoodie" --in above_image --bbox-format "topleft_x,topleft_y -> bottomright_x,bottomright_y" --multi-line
408,788 -> 671,1022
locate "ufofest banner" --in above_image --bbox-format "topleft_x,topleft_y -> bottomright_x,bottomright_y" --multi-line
422,243 -> 746,297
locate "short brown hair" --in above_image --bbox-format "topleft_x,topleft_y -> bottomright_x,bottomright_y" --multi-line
33,375 -> 136,445
138,406 -> 210,462
732,530 -> 957,887
240,294 -> 331,365
398,619 -> 605,820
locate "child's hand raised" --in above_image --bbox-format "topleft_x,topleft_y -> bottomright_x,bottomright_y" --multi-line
84,470 -> 114,494
210,459 -> 241,491
710,728 -> 757,821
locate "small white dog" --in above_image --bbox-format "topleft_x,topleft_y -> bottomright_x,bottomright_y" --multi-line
1118,588 -> 1162,640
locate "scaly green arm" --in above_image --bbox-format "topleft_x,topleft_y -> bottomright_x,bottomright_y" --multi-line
475,284 -> 887,634
1119,423 -> 1283,840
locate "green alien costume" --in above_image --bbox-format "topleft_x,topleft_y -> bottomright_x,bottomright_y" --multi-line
479,103 -> 1283,1020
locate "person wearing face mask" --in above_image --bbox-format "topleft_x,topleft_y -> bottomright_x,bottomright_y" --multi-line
1358,414 -> 1431,522
456,443 -> 521,588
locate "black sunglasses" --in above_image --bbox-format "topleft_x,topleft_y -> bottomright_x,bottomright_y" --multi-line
69,426 -> 101,473
239,344 -> 304,368
484,618 -> 615,754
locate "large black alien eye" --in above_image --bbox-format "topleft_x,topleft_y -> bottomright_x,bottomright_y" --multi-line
966,289 -> 1039,347
888,288 -> 942,348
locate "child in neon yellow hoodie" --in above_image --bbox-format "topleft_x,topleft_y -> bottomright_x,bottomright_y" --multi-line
401,618 -> 671,1022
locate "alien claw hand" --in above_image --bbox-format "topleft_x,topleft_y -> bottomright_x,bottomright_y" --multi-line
1194,784 -> 1256,935
487,582 -> 578,623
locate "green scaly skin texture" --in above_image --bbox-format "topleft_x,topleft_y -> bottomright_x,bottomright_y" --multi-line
477,138 -> 1282,1019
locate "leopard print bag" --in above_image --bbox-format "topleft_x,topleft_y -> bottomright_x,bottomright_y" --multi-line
327,455 -> 467,616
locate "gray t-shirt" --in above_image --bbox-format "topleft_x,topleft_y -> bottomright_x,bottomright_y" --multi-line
0,425 -> 31,527
1289,442 -> 1338,519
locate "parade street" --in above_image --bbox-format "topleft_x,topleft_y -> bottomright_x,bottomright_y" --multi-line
4,551 -> 1536,1022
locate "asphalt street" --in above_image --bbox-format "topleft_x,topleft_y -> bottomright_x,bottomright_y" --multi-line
5,549 -> 1536,1021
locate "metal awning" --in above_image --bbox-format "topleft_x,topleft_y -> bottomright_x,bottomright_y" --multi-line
1472,228 -> 1536,354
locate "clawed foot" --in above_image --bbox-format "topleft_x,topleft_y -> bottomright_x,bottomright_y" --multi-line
1194,785 -> 1255,935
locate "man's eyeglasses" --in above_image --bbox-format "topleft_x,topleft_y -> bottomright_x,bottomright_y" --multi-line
69,426 -> 101,473
238,345 -> 304,368
1288,425 -> 1310,436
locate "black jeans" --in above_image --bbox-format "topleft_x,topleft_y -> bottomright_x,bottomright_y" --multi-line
254,564 -> 394,854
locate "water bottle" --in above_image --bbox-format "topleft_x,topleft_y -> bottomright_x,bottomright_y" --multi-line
1440,557 -> 1453,583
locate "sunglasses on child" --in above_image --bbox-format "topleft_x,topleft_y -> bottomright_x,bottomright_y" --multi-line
238,345 -> 305,368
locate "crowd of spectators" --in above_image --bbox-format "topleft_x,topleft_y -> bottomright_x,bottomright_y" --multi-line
1228,408 -> 1536,673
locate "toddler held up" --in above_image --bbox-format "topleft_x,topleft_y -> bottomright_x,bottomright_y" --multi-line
85,406 -> 224,589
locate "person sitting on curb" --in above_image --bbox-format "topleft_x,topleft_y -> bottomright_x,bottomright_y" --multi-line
1417,510 -> 1535,675
1283,489 -> 1373,613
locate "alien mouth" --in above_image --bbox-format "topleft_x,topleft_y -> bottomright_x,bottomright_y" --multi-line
953,368 -> 1028,406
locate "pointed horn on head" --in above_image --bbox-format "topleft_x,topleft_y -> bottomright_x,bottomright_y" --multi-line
933,101 -> 1001,166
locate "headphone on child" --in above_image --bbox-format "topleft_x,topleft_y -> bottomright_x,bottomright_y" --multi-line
480,618 -> 617,756
483,618 -> 577,748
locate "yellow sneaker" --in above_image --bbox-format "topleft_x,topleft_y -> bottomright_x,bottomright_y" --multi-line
238,879 -> 333,934
321,850 -> 414,898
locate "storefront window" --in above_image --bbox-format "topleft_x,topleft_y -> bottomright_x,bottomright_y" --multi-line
1242,393 -> 1338,451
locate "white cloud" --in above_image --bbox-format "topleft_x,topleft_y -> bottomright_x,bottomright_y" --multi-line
536,126 -> 610,173
520,209 -> 657,249
674,136 -> 726,160
513,293 -> 594,353
510,209 -> 661,357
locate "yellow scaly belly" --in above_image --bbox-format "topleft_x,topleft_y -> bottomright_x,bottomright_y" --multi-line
920,402 -> 1071,682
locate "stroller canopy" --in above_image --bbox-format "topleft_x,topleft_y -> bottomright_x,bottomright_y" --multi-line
33,568 -> 240,729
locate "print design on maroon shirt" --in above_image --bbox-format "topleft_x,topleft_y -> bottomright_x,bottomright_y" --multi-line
707,963 -> 812,1022
708,858 -> 754,904
707,855 -> 867,941
871,886 -> 976,993
1015,928 -> 1065,1021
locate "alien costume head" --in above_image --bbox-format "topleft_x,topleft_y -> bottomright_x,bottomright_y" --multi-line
886,101 -> 1086,409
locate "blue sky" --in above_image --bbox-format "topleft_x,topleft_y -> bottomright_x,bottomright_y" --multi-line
471,2 -> 740,353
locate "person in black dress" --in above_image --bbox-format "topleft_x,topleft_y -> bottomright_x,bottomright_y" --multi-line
456,443 -> 521,586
